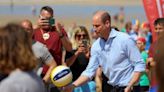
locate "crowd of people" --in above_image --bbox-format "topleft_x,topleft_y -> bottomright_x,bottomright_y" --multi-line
0,5 -> 164,92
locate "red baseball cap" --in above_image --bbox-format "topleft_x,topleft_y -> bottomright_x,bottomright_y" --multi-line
137,37 -> 146,44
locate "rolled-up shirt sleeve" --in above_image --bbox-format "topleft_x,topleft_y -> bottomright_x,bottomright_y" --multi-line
81,44 -> 99,80
124,38 -> 146,72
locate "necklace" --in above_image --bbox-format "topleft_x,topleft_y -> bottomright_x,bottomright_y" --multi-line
41,29 -> 50,40
43,33 -> 50,40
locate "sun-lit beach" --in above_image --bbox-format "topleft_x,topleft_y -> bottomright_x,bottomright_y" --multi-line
0,0 -> 145,30
0,0 -> 142,6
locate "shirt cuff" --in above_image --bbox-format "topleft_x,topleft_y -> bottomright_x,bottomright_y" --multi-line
134,65 -> 145,72
81,70 -> 94,80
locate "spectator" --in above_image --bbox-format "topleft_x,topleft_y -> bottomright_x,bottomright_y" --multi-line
118,6 -> 125,24
154,32 -> 164,92
129,19 -> 140,41
140,22 -> 152,51
147,18 -> 164,92
0,23 -> 45,92
21,19 -> 57,84
65,26 -> 96,92
33,6 -> 72,92
121,21 -> 132,33
136,37 -> 150,92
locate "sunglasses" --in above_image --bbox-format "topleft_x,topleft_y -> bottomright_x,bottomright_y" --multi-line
76,34 -> 87,38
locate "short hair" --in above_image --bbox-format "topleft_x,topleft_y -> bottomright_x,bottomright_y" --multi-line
93,11 -> 111,24
125,21 -> 132,29
101,12 -> 111,24
0,23 -> 37,74
40,6 -> 53,15
21,19 -> 33,30
154,18 -> 164,26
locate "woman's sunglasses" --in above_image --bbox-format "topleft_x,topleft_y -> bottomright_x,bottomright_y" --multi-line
75,34 -> 87,38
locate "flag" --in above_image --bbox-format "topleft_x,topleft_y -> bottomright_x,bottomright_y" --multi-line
142,0 -> 164,42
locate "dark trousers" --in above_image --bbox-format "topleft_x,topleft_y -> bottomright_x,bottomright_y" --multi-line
103,84 -> 140,92
140,86 -> 149,92
101,73 -> 140,92
102,73 -> 110,92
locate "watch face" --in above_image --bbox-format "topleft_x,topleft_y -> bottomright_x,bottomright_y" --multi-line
43,33 -> 50,40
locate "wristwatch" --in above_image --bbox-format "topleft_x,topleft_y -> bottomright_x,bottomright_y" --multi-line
59,32 -> 64,38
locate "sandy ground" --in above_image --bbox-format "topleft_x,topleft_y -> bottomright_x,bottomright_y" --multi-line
0,15 -> 93,31
0,14 -> 131,32
0,0 -> 144,31
0,0 -> 142,6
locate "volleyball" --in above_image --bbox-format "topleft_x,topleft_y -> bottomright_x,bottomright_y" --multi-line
50,65 -> 73,87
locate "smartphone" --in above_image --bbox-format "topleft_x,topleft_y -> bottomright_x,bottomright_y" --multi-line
82,39 -> 88,48
49,18 -> 55,26
40,15 -> 55,26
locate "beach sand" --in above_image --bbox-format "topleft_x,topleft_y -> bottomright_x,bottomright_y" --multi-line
0,14 -> 93,31
0,0 -> 144,31
0,0 -> 142,6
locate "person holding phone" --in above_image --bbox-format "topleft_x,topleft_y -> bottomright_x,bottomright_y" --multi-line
33,6 -> 72,92
65,26 -> 96,92
21,19 -> 57,84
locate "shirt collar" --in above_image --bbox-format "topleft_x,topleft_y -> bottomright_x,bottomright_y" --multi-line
99,28 -> 117,44
99,28 -> 117,50
106,28 -> 117,41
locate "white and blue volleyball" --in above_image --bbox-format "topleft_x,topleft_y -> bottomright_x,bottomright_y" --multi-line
50,65 -> 73,87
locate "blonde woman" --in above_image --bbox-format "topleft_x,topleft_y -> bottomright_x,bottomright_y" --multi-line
71,26 -> 91,50
65,26 -> 96,92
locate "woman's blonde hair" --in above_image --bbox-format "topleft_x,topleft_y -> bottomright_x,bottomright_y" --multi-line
71,26 -> 90,49
0,23 -> 37,74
